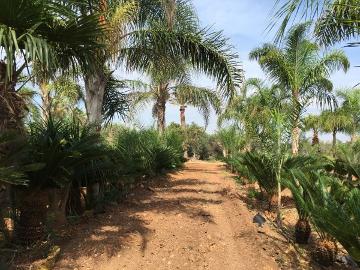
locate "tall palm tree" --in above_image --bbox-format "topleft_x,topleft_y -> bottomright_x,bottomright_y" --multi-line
337,88 -> 360,143
303,114 -> 322,147
0,0 -> 104,131
131,75 -> 221,132
249,23 -> 349,155
81,0 -> 138,127
173,85 -> 221,129
83,0 -> 242,128
320,109 -> 350,154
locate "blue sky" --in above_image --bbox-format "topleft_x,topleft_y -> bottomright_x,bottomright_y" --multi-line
133,0 -> 360,140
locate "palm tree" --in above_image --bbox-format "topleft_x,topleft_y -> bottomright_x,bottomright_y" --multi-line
241,109 -> 293,226
174,84 -> 221,129
131,76 -> 221,132
83,0 -> 242,128
320,109 -> 350,154
249,23 -> 349,155
216,125 -> 243,158
303,114 -> 322,147
218,79 -> 289,152
337,89 -> 360,143
0,0 -> 103,131
81,0 -> 138,127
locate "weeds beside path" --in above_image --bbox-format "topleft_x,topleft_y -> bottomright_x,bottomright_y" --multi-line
55,161 -> 284,270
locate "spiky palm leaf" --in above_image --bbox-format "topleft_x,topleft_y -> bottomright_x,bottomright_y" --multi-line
334,145 -> 360,181
287,171 -> 360,265
26,116 -> 113,189
102,76 -> 131,124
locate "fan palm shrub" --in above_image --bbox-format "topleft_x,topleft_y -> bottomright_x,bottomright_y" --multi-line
114,127 -> 183,177
241,151 -> 279,205
333,145 -> 360,183
285,155 -> 332,244
14,116 -> 114,244
226,154 -> 258,185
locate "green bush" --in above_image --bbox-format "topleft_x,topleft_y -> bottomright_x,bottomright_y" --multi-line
113,127 -> 183,176
26,117 -> 114,189
287,172 -> 360,265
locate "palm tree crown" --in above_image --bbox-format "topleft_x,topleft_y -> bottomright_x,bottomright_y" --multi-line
249,23 -> 349,155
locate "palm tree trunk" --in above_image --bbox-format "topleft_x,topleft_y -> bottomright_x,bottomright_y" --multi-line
276,180 -> 282,227
312,128 -> 319,146
292,91 -> 301,156
0,61 -> 25,242
48,185 -> 71,226
84,70 -> 107,129
350,133 -> 358,144
84,70 -> 107,211
291,125 -> 301,156
180,105 -> 186,128
40,81 -> 50,118
156,97 -> 166,134
222,148 -> 228,158
332,129 -> 337,156
17,189 -> 49,244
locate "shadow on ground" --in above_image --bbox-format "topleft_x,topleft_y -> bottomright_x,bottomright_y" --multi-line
41,170 -> 225,269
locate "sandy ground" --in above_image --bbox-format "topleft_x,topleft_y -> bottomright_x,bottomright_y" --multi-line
53,161 -> 292,270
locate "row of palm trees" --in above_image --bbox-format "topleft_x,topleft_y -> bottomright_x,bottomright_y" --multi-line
305,88 -> 360,153
217,1 -> 360,265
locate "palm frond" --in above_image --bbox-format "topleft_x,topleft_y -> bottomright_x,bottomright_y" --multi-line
102,76 -> 131,124
316,0 -> 360,46
0,0 -> 105,81
122,27 -> 243,100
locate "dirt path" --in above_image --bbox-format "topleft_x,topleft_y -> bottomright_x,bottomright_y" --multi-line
55,161 -> 282,270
